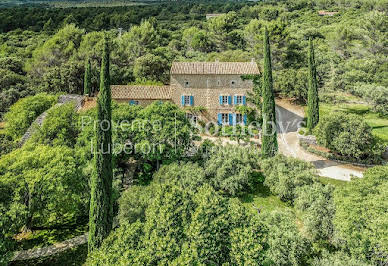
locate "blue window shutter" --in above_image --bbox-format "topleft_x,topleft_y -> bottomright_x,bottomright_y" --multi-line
190,96 -> 194,106
181,95 -> 185,106
217,113 -> 222,125
234,95 -> 237,105
228,96 -> 232,105
129,100 -> 133,105
229,113 -> 233,125
243,114 -> 247,125
219,95 -> 222,105
243,96 -> 246,105
233,113 -> 237,125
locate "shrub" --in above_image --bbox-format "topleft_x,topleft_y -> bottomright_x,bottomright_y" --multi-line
314,112 -> 384,163
262,154 -> 316,203
4,93 -> 57,140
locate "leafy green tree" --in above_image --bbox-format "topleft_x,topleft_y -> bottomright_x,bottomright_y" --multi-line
4,93 -> 57,140
88,36 -> 113,252
84,59 -> 92,95
140,183 -> 193,264
182,27 -> 215,53
229,202 -> 268,265
275,68 -> 308,103
295,183 -> 335,242
131,101 -> 196,167
133,54 -> 169,83
312,251 -> 371,266
261,27 -> 278,158
0,144 -> 88,231
307,38 -> 319,131
206,11 -> 239,50
31,103 -> 79,147
204,145 -> 261,196
27,24 -> 85,93
262,210 -> 312,266
153,162 -> 206,190
262,154 -> 316,203
85,221 -> 143,265
118,185 -> 153,224
334,165 -> 388,265
178,184 -> 230,265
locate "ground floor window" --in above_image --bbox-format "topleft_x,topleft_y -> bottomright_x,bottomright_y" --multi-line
129,100 -> 139,105
235,113 -> 243,124
221,113 -> 229,124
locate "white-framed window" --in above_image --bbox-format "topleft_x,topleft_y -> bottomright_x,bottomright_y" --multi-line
184,95 -> 191,105
221,113 -> 229,124
235,113 -> 243,124
236,95 -> 243,105
184,81 -> 189,87
221,95 -> 228,105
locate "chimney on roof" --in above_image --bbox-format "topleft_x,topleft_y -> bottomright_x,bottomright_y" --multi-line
215,59 -> 219,63
251,58 -> 255,63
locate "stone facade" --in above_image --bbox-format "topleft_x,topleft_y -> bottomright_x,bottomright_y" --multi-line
111,61 -> 260,124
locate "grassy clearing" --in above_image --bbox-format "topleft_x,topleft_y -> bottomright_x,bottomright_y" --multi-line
311,102 -> 388,143
239,183 -> 290,214
318,176 -> 348,187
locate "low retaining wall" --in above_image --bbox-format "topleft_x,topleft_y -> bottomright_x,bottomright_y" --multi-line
296,132 -> 317,145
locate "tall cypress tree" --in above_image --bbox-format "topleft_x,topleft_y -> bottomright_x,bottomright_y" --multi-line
84,59 -> 92,96
88,36 -> 113,252
307,38 -> 319,131
261,27 -> 278,158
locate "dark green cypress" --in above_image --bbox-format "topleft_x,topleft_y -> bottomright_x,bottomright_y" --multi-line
261,27 -> 278,158
83,59 -> 91,95
307,38 -> 319,131
88,36 -> 113,252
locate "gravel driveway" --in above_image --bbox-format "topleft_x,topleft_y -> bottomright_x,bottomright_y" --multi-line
202,99 -> 365,181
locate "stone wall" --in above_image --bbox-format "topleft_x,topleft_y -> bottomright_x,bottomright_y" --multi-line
297,132 -> 317,145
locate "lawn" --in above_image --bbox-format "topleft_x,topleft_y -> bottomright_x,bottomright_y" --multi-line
314,103 -> 388,143
239,183 -> 290,214
318,176 -> 348,187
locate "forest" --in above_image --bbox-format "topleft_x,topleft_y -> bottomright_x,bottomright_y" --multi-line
0,0 -> 387,265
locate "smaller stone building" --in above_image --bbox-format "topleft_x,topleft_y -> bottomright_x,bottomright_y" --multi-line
111,61 -> 260,125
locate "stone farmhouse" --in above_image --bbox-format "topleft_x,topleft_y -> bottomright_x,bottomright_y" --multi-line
111,61 -> 260,125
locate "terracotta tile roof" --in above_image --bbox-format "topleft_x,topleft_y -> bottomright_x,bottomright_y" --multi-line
171,62 -> 260,75
111,85 -> 172,100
